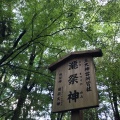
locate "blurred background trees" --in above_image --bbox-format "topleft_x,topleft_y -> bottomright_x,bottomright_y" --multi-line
0,0 -> 120,119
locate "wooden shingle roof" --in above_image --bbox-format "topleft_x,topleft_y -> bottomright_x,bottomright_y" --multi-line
48,49 -> 103,72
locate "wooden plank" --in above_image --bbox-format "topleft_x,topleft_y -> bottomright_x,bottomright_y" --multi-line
52,57 -> 99,113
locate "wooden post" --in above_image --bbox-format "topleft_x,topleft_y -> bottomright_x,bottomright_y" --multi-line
71,110 -> 83,120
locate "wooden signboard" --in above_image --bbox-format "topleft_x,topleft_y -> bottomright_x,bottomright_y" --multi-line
49,49 -> 102,113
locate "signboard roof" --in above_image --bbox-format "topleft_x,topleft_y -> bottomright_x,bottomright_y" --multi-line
48,49 -> 102,71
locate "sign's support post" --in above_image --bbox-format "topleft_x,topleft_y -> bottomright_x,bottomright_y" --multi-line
71,110 -> 83,120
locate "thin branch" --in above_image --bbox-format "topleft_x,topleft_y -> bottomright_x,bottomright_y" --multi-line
31,13 -> 38,39
37,26 -> 93,41
0,25 -> 92,67
0,12 -> 38,67
0,110 -> 13,118
36,12 -> 64,38
90,21 -> 120,24
88,5 -> 102,24
13,30 -> 26,48
0,92 -> 13,103
33,41 -> 65,52
7,64 -> 53,79
0,42 -> 31,67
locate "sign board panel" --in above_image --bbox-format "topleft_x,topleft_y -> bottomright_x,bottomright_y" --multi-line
52,57 -> 98,112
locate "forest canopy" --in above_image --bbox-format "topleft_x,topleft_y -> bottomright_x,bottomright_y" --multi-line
0,0 -> 120,120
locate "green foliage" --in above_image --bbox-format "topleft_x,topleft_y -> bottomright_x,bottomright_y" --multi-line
0,0 -> 120,120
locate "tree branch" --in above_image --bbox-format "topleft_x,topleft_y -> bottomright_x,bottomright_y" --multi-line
36,12 -> 64,38
7,64 -> 53,79
36,26 -> 93,41
13,30 -> 26,48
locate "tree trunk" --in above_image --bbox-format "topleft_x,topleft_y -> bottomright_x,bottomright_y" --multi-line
11,88 -> 28,120
11,46 -> 36,119
113,92 -> 120,120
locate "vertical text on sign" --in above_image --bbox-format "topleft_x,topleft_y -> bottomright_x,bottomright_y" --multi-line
58,73 -> 62,83
67,60 -> 83,103
84,58 -> 92,92
56,72 -> 63,106
56,87 -> 63,106
68,90 -> 83,103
